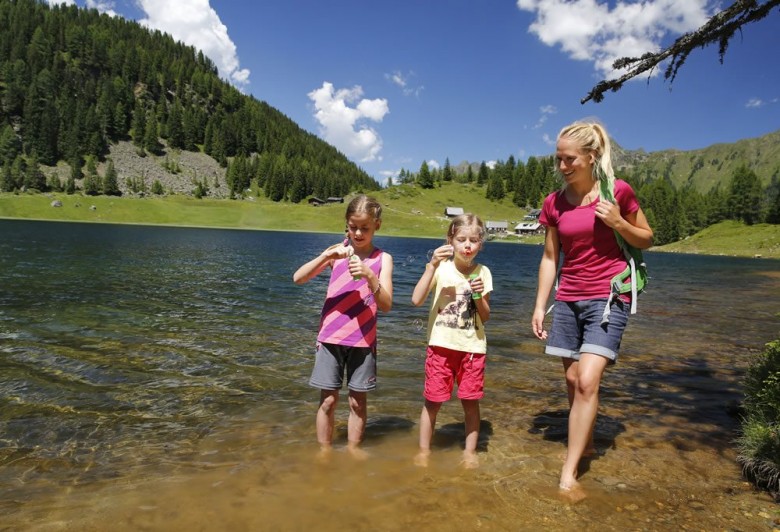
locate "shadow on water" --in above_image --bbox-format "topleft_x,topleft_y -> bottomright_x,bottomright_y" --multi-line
433,420 -> 494,452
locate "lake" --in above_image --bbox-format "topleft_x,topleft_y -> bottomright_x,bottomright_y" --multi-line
0,219 -> 778,530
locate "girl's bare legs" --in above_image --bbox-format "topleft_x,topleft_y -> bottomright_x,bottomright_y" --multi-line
415,399 -> 441,466
461,399 -> 481,468
563,359 -> 597,457
316,390 -> 339,455
346,390 -> 368,459
560,353 -> 608,490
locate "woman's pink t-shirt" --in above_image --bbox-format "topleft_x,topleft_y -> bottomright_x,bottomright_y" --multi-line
539,179 -> 639,302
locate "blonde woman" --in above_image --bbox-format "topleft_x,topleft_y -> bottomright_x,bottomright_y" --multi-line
531,121 -> 653,493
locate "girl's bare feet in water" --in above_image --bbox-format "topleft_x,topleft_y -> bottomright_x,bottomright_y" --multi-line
461,450 -> 479,469
347,442 -> 369,461
414,449 -> 431,467
317,444 -> 333,463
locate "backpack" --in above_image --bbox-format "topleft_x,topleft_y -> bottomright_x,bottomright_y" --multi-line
598,178 -> 649,324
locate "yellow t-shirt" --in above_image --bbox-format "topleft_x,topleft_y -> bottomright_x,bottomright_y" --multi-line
426,260 -> 493,354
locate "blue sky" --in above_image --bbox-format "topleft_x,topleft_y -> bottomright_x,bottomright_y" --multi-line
49,1 -> 780,185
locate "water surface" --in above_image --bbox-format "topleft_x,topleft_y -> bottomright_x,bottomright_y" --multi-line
1,219 -> 778,530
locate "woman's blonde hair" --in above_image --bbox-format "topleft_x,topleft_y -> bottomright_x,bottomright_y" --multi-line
345,194 -> 382,221
446,213 -> 486,244
557,120 -> 615,188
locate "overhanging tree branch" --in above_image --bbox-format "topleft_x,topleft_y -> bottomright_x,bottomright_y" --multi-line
582,0 -> 780,104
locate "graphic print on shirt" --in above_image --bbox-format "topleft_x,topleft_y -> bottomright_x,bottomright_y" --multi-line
433,284 -> 477,333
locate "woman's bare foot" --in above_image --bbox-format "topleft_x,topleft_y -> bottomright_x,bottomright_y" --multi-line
414,449 -> 431,467
460,450 -> 479,469
558,480 -> 586,502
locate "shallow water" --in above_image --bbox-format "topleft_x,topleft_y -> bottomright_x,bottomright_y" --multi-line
0,219 -> 778,531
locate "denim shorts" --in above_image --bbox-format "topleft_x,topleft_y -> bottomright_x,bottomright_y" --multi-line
545,298 -> 629,364
309,342 -> 377,392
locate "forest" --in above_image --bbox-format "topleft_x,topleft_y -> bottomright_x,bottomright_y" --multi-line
0,0 -> 379,202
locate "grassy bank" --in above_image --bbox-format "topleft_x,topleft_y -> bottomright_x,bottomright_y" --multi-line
653,220 -> 780,259
0,183 -> 539,242
2,187 -> 779,258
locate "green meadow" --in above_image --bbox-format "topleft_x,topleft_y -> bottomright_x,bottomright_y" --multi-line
2,182 -> 779,258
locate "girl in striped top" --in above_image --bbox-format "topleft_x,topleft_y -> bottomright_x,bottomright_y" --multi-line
293,195 -> 394,458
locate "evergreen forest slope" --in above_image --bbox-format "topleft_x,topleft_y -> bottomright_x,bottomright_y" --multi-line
0,0 -> 378,199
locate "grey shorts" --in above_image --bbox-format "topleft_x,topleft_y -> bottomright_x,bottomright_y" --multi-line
545,298 -> 629,364
309,342 -> 377,392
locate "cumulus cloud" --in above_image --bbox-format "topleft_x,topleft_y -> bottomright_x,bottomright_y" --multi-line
308,82 -> 389,163
517,0 -> 711,79
385,70 -> 425,97
86,0 -> 118,17
136,0 -> 250,90
534,104 -> 557,129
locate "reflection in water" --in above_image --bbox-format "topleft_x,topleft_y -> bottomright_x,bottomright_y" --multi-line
0,220 -> 778,530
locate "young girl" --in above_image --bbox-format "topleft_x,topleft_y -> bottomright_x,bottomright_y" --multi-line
531,120 -> 653,494
293,194 -> 394,457
411,214 -> 492,468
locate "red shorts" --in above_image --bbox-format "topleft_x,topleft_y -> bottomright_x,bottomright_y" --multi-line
423,345 -> 485,402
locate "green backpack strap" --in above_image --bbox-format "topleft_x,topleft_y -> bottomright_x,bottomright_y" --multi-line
598,179 -> 648,324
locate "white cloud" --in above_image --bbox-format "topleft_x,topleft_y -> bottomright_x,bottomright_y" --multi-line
385,70 -> 424,97
746,98 -> 764,108
517,0 -> 711,80
427,160 -> 440,170
44,0 -> 75,4
308,82 -> 389,163
136,0 -> 250,90
86,0 -> 118,17
534,104 -> 557,129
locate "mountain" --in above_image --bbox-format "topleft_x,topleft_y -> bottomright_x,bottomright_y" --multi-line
612,130 -> 780,192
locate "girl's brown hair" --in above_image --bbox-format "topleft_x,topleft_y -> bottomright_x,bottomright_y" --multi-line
345,194 -> 383,221
446,213 -> 486,244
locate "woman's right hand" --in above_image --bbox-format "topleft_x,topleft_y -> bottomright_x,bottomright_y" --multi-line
531,308 -> 548,340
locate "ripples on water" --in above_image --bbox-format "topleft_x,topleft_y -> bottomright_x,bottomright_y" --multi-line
0,219 -> 778,530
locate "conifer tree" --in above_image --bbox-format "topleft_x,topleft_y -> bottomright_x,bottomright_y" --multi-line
83,156 -> 101,196
103,158 -> 120,195
418,161 -> 434,189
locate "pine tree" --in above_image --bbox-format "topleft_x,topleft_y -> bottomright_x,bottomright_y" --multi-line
477,162 -> 489,186
103,158 -> 120,195
83,156 -> 101,195
442,158 -> 453,182
418,161 -> 434,189
728,165 -> 765,225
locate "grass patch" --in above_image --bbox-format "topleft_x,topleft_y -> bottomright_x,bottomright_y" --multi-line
0,183 -> 539,242
655,220 -> 780,259
3,187 -> 779,257
737,340 -> 780,499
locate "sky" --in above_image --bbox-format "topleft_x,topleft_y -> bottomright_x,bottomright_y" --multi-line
47,0 -> 780,185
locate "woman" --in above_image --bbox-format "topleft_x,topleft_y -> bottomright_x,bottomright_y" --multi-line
531,120 -> 653,493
